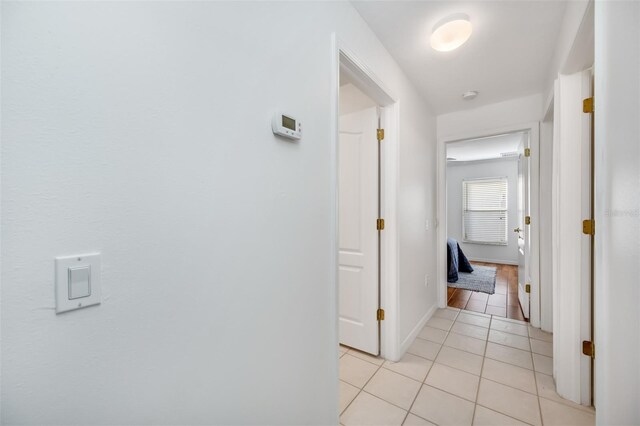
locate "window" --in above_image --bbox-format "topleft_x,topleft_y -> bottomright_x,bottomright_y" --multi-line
462,177 -> 508,245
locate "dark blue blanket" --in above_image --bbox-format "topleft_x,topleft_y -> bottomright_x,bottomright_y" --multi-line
447,238 -> 474,283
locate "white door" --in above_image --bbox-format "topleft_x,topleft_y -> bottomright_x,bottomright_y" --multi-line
517,134 -> 531,319
552,70 -> 593,405
338,106 -> 379,355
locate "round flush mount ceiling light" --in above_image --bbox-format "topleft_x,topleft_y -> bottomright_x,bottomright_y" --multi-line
462,90 -> 479,100
430,13 -> 473,52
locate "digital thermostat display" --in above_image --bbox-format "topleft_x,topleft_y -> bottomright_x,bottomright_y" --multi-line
272,112 -> 302,140
282,115 -> 296,131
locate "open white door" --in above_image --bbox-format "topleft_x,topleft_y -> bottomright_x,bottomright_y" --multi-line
553,70 -> 593,405
338,106 -> 379,355
517,133 -> 531,319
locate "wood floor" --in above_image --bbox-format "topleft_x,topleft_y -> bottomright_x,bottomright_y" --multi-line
447,262 -> 526,321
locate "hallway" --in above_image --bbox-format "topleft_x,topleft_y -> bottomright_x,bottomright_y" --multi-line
339,308 -> 594,425
2,1 -> 639,424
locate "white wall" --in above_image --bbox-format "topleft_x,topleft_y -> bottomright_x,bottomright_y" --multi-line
1,2 -> 437,424
543,0 -> 592,108
437,94 -> 543,140
397,90 -> 438,350
594,1 -> 640,423
537,0 -> 593,336
436,94 -> 542,308
447,159 -> 519,265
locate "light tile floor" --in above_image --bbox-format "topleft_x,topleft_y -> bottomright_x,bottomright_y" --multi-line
339,308 -> 595,426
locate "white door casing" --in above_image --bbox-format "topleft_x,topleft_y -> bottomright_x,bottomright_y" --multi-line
437,124 -> 541,328
517,133 -> 531,319
338,106 -> 379,355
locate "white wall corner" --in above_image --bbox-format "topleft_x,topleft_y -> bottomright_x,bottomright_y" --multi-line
397,303 -> 438,362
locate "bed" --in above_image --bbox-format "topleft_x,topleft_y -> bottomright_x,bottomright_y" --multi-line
447,237 -> 474,283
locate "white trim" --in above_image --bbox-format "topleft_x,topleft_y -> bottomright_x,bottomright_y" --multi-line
447,156 -> 519,166
539,103 -> 554,332
437,122 -> 541,326
399,303 -> 438,357
529,123 -> 541,328
331,34 -> 401,361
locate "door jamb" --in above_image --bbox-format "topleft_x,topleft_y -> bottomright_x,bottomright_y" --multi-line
539,97 -> 555,332
330,34 -> 400,360
436,122 -> 541,326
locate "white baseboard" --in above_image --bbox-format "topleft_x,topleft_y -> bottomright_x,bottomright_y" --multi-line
395,303 -> 438,362
468,257 -> 518,266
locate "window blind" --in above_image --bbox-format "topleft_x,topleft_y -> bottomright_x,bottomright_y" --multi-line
462,177 -> 508,245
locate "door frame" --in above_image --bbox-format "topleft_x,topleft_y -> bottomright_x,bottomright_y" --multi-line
330,34 -> 401,360
436,122 -> 541,326
539,96 -> 555,332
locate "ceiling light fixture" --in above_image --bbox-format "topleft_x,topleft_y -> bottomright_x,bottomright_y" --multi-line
430,13 -> 472,52
462,90 -> 479,100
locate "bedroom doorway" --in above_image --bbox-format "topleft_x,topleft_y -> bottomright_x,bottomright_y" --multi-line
337,76 -> 381,355
444,131 -> 532,321
334,45 -> 400,359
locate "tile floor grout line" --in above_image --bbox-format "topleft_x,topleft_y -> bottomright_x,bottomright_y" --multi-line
422,333 -> 541,392
419,380 -> 483,405
480,375 -> 543,398
536,393 -> 596,414
339,358 -> 385,419
400,312 -> 457,425
380,362 -> 431,383
529,332 -> 546,426
470,312 -> 494,423
430,327 -> 545,372
376,358 -> 428,383
474,402 -> 537,426
339,309 -> 592,425
343,349 -> 386,367
359,388 -> 420,415
419,320 -> 548,395
342,333 -> 453,419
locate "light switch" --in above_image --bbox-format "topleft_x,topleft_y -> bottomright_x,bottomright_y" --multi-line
68,266 -> 91,299
56,253 -> 101,314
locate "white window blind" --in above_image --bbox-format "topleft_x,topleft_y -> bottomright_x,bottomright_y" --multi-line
462,177 -> 508,245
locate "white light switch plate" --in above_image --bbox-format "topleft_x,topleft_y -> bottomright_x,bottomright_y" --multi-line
55,253 -> 101,314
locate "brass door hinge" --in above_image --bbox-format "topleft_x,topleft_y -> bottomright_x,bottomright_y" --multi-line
524,148 -> 531,157
377,308 -> 385,321
582,340 -> 595,358
377,128 -> 385,142
377,218 -> 385,231
525,283 -> 531,293
583,97 -> 594,114
583,219 -> 595,235
525,216 -> 531,225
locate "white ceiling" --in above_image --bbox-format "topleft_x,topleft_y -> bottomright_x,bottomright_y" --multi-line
351,1 -> 567,114
446,132 -> 526,162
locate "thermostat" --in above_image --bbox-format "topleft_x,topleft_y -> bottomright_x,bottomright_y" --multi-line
272,113 -> 302,140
